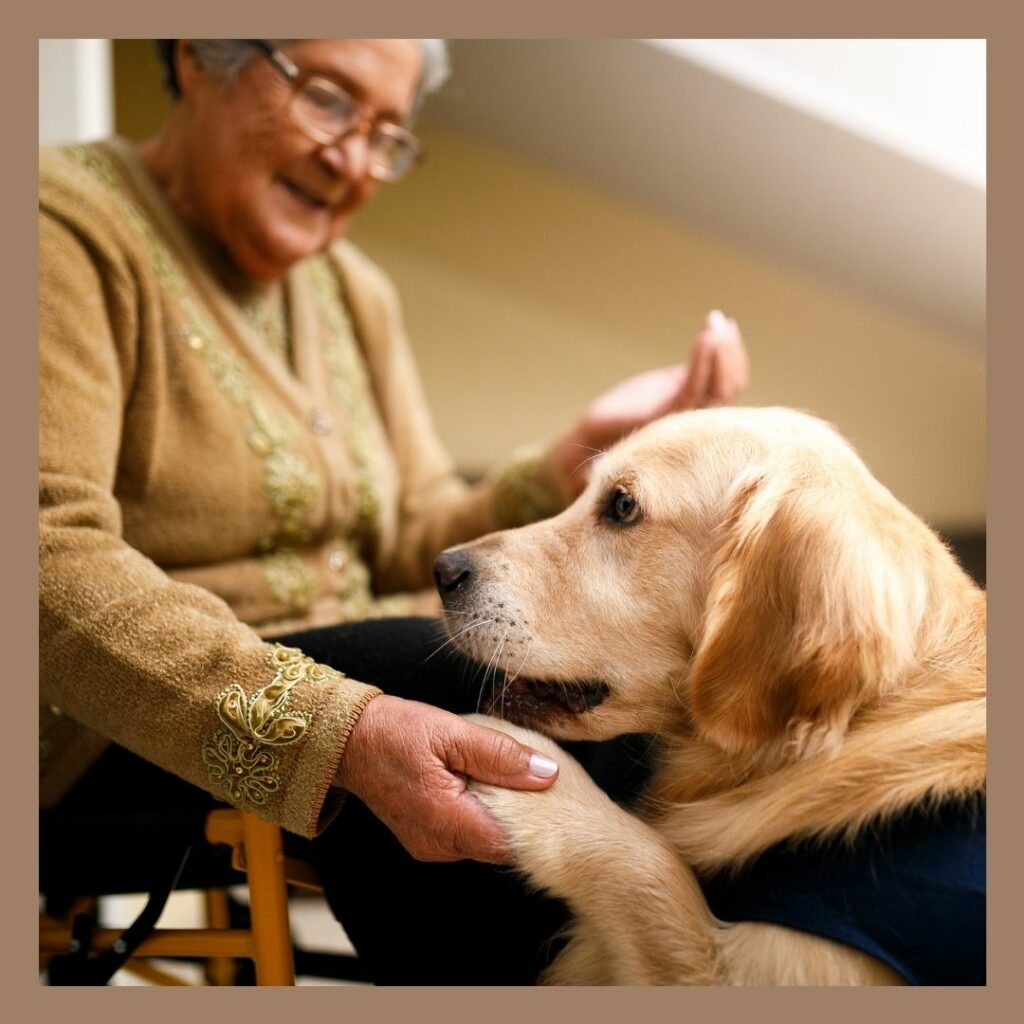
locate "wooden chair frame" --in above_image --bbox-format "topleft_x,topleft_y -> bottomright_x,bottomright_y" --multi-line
40,810 -> 321,986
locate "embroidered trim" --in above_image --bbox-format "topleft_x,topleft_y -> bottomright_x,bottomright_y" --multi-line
308,255 -> 383,544
65,145 -> 322,610
202,643 -> 344,807
238,285 -> 291,367
261,550 -> 317,613
335,539 -> 374,619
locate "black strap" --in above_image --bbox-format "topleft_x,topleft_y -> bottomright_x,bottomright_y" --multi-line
47,844 -> 192,985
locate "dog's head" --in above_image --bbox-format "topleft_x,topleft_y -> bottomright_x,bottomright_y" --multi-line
437,407 -> 964,761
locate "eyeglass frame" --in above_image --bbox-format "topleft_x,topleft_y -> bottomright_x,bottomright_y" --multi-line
247,39 -> 425,183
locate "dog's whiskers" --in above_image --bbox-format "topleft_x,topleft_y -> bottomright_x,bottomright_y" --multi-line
460,614 -> 502,713
422,619 -> 488,664
557,679 -> 573,709
567,446 -> 609,481
506,637 -> 534,687
471,621 -> 506,714
496,631 -> 511,718
481,625 -> 511,719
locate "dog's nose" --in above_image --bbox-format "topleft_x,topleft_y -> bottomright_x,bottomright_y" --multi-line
433,548 -> 474,596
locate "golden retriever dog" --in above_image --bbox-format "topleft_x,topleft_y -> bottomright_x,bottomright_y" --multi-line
435,407 -> 986,986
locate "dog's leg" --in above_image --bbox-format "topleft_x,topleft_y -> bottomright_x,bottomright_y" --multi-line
467,716 -> 722,985
539,929 -> 614,986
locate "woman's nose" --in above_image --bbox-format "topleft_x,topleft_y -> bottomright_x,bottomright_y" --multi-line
318,131 -> 371,182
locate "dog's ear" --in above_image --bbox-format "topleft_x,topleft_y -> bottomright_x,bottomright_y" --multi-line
687,470 -> 920,760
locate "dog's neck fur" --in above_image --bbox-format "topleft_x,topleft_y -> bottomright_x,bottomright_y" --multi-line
645,588 -> 986,875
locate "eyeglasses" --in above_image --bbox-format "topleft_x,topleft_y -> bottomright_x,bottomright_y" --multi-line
249,40 -> 424,183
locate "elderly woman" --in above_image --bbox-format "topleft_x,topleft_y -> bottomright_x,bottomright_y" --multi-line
39,39 -> 748,983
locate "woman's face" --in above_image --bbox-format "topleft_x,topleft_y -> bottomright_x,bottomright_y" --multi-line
175,39 -> 422,280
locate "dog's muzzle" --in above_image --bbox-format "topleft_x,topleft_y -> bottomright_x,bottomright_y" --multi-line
433,546 -> 610,721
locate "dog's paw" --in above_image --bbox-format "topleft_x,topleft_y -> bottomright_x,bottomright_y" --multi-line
464,712 -> 595,810
468,777 -> 578,895
464,713 -> 617,894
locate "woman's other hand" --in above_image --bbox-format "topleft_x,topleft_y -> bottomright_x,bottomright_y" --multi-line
552,310 -> 749,499
333,695 -> 559,863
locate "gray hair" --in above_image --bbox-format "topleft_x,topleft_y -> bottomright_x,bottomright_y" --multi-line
158,39 -> 450,119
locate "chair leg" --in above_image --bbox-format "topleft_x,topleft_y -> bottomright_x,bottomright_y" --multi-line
203,889 -> 237,986
240,814 -> 295,986
121,958 -> 191,986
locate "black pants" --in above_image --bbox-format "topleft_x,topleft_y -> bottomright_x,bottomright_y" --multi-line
42,617 -> 655,985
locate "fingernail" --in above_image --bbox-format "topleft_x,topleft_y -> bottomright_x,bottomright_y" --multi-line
708,309 -> 727,328
529,753 -> 558,778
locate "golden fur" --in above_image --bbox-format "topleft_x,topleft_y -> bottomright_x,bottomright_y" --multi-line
442,407 -> 986,986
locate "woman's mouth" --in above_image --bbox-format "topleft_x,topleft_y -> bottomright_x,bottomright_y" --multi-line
277,176 -> 333,211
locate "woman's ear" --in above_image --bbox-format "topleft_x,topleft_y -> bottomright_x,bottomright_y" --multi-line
174,41 -> 203,98
687,472 -> 910,761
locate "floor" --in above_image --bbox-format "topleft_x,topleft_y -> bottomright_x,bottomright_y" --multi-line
92,889 -> 365,986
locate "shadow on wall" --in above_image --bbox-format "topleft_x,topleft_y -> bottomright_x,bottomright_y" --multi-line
942,531 -> 985,588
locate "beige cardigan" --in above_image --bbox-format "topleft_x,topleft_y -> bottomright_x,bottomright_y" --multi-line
39,139 -> 567,837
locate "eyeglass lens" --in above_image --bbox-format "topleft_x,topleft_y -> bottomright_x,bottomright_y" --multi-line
291,78 -> 418,180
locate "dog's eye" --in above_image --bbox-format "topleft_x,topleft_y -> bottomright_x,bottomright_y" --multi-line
605,487 -> 641,525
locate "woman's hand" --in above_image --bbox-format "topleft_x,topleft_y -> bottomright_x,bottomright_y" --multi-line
333,694 -> 560,864
552,310 -> 749,499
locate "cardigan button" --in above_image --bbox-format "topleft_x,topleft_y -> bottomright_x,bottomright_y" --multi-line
328,548 -> 349,573
309,409 -> 335,436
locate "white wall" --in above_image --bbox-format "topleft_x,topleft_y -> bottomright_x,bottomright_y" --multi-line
39,39 -> 114,145
649,39 -> 986,188
427,40 -> 986,342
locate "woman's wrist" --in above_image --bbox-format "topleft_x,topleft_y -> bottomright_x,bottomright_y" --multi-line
332,692 -> 393,795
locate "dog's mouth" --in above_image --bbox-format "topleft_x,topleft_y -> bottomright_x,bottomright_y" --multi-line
482,674 -> 610,719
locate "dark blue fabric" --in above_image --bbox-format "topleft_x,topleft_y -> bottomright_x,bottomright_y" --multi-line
701,797 -> 986,985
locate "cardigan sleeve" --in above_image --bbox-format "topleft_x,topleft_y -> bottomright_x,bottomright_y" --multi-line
39,208 -> 381,838
333,244 -> 570,593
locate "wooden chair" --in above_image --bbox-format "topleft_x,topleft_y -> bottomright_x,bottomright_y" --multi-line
40,809 -> 331,986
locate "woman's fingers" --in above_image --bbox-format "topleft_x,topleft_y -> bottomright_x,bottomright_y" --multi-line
709,315 -> 749,404
441,719 -> 559,790
334,695 -> 558,865
674,326 -> 716,410
692,311 -> 749,407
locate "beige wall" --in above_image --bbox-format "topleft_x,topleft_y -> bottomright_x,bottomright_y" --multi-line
112,40 -> 172,143
111,41 -> 985,530
349,126 -> 984,529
